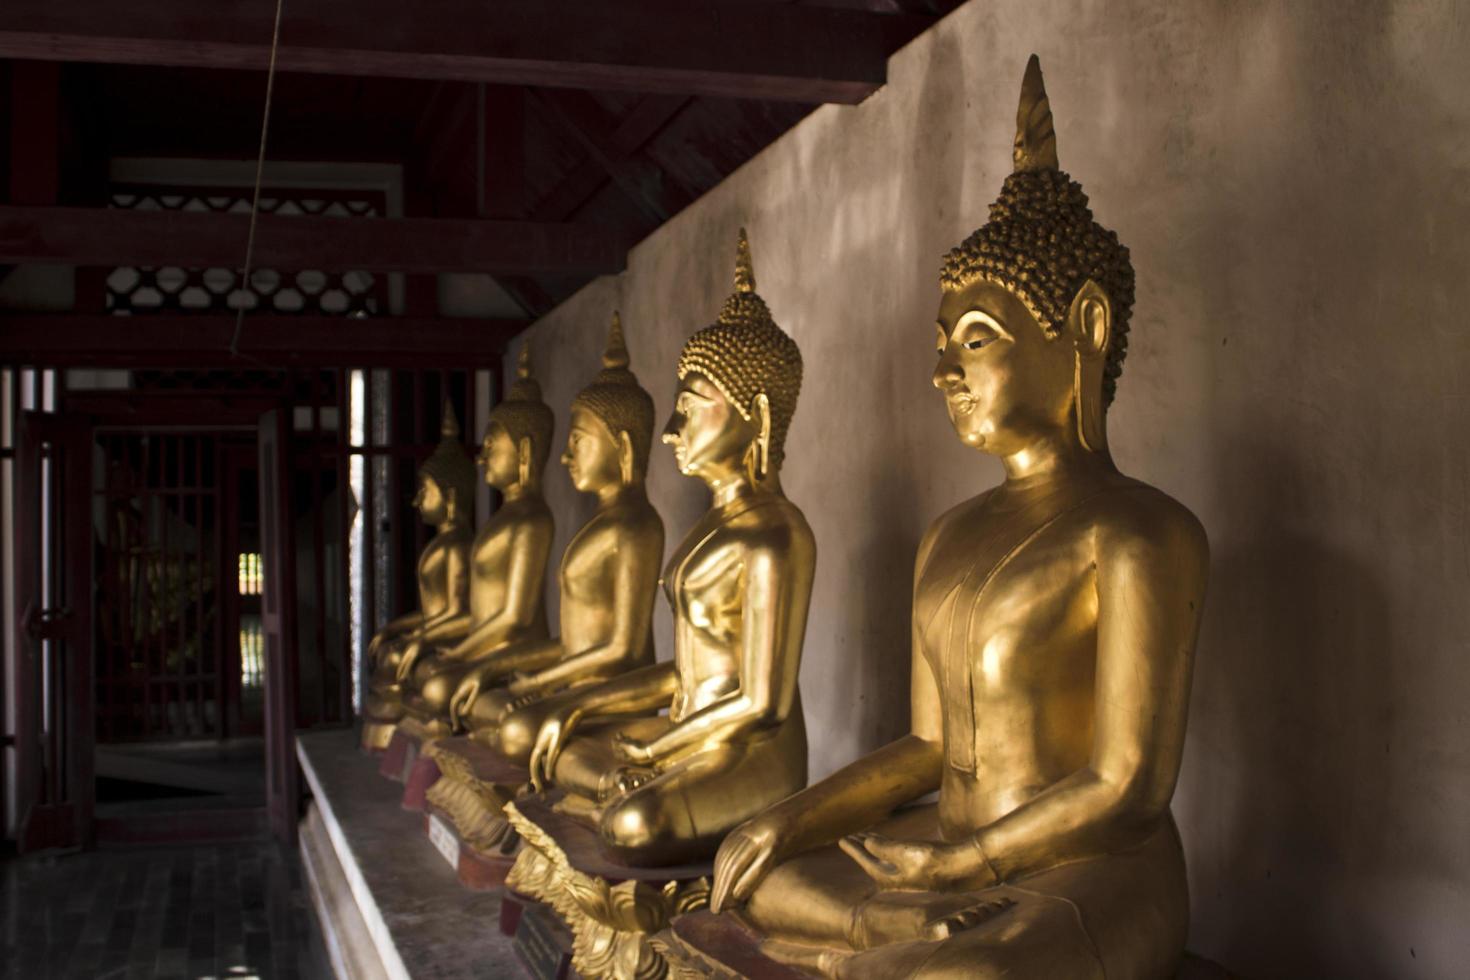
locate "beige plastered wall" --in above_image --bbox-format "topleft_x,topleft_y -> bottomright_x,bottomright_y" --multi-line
510,1 -> 1470,975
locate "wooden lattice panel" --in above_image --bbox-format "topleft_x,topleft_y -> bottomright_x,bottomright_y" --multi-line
105,186 -> 388,316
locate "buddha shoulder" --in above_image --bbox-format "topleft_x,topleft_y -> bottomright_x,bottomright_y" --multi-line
577,496 -> 663,554
722,494 -> 814,556
1088,479 -> 1209,576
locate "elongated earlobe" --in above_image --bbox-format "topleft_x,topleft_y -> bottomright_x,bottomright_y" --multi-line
517,436 -> 532,487
618,431 -> 635,485
753,392 -> 772,482
1069,280 -> 1111,453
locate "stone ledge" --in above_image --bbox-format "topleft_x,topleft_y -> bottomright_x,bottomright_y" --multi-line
296,729 -> 517,979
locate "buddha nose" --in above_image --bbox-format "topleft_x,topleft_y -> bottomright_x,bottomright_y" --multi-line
660,415 -> 680,444
932,352 -> 963,390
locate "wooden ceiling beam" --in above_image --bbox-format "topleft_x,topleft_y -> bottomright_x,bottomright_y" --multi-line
0,314 -> 525,366
0,0 -> 919,103
530,94 -> 689,222
531,90 -> 689,225
0,205 -> 625,275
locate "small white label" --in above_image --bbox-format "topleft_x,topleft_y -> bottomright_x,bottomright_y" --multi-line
429,814 -> 461,870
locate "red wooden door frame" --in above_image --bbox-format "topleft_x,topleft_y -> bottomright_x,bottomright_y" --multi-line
11,410 -> 95,852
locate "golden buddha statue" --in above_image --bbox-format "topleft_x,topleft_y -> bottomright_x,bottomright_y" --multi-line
360,404 -> 477,750
504,230 -> 815,976
395,346 -> 557,732
446,312 -> 665,759
704,57 -> 1210,980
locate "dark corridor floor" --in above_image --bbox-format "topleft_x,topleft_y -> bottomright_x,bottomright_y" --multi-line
1,841 -> 330,980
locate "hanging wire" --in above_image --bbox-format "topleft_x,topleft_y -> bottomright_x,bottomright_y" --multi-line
229,0 -> 287,360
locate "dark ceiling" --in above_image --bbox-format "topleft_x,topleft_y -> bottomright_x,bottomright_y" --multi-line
2,0 -> 961,350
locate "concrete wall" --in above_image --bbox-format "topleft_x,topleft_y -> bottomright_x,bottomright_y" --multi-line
512,2 -> 1470,975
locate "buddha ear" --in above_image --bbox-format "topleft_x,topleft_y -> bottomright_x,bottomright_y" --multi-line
516,435 -> 533,486
617,430 -> 635,485
1067,279 -> 1111,453
751,393 -> 772,482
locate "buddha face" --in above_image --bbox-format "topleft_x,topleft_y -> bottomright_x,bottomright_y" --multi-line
413,473 -> 448,524
933,279 -> 1073,456
563,407 -> 621,493
662,372 -> 757,484
479,421 -> 521,490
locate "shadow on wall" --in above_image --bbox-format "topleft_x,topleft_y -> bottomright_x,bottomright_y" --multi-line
1173,0 -> 1470,973
1199,441 -> 1400,978
801,23 -> 976,764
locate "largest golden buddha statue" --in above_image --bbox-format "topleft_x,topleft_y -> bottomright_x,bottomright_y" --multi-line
706,57 -> 1209,979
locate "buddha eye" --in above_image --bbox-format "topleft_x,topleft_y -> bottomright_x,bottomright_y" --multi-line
962,337 -> 992,350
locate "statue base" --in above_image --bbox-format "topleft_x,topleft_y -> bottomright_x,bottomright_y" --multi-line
660,910 -> 1239,980
422,805 -> 518,891
655,910 -> 812,980
360,718 -> 397,752
417,740 -> 532,840
381,715 -> 449,782
504,795 -> 712,980
421,736 -> 532,854
500,891 -> 579,980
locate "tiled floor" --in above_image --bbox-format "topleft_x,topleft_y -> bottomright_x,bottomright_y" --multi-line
1,840 -> 330,980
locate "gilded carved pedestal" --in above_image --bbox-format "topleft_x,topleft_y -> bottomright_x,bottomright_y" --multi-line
505,797 -> 712,980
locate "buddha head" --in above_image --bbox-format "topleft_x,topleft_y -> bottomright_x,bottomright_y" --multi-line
415,402 -> 477,525
663,228 -> 802,488
934,54 -> 1134,458
481,345 -> 555,492
563,311 -> 655,494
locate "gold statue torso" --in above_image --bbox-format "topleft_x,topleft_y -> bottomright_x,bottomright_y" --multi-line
414,524 -> 472,621
559,504 -> 654,662
464,490 -> 663,760
540,488 -> 814,867
405,494 -> 553,722
466,497 -> 551,639
918,477 -> 1122,833
663,494 -> 781,722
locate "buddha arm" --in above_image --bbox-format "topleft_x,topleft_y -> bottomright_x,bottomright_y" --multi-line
560,661 -> 679,722
445,522 -> 551,660
641,542 -> 809,762
749,641 -> 946,855
515,530 -> 661,695
373,611 -> 422,643
970,500 -> 1208,880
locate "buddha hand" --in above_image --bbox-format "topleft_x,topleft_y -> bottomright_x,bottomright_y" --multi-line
395,638 -> 424,683
838,832 -> 996,892
529,705 -> 582,792
448,671 -> 481,730
611,732 -> 655,764
505,670 -> 536,699
710,812 -> 794,912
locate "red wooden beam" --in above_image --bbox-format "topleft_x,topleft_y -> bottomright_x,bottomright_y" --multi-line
0,0 -> 918,104
0,314 -> 525,366
0,206 -> 625,275
480,86 -> 526,219
7,61 -> 60,205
